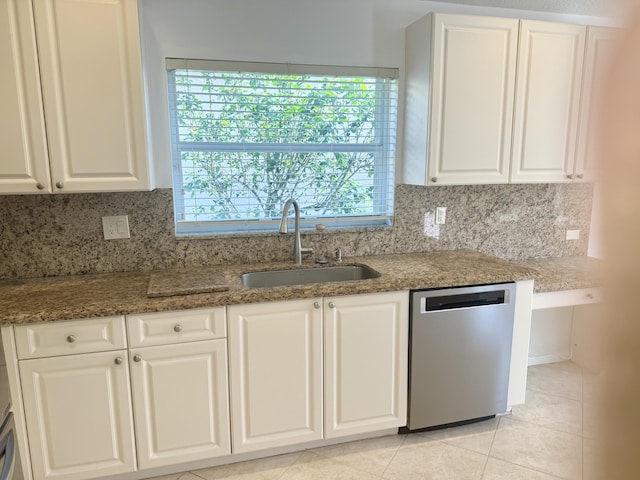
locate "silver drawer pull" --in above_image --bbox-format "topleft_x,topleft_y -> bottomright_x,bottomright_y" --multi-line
114,357 -> 123,365
586,293 -> 594,299
328,302 -> 336,309
174,324 -> 183,333
133,354 -> 142,362
66,335 -> 76,344
314,302 -> 320,309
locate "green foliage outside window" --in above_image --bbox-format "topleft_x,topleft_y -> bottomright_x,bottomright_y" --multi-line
170,66 -> 396,230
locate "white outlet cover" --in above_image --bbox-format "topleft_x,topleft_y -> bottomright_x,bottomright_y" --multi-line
435,207 -> 447,225
102,215 -> 130,240
565,229 -> 580,240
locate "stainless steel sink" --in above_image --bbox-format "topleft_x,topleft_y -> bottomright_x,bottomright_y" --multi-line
240,265 -> 380,288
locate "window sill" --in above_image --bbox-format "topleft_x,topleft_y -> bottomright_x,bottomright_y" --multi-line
173,223 -> 393,240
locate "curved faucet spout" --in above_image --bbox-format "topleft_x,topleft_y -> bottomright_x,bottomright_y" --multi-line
279,199 -> 303,264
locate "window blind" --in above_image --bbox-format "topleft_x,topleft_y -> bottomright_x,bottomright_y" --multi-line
167,59 -> 399,235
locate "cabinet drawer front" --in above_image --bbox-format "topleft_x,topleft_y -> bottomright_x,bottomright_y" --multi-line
127,307 -> 226,347
15,316 -> 127,359
532,288 -> 601,310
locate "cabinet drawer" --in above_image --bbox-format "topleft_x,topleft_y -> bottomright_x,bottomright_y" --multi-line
15,316 -> 127,359
532,288 -> 601,310
127,307 -> 226,347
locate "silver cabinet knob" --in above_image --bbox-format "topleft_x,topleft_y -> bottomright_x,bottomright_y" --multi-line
431,177 -> 438,183
66,335 -> 76,343
577,173 -> 584,179
173,324 -> 182,333
36,182 -> 45,190
586,293 -> 594,299
55,181 -> 64,189
566,174 -> 574,180
114,357 -> 123,365
313,302 -> 320,309
133,354 -> 142,362
328,302 -> 336,309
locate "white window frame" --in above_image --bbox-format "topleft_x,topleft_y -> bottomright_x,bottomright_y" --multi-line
166,59 -> 398,236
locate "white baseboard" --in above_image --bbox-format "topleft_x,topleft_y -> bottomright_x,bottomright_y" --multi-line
528,353 -> 571,366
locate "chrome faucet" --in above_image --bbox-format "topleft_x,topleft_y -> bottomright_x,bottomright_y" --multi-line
279,199 -> 313,264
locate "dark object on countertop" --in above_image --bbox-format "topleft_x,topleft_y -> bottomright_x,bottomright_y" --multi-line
147,271 -> 229,298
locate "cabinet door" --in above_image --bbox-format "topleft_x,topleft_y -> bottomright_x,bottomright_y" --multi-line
324,291 -> 409,438
511,20 -> 586,183
19,350 -> 136,480
228,299 -> 323,453
575,26 -> 619,182
427,14 -> 519,185
129,339 -> 231,469
32,0 -> 150,192
0,0 -> 51,194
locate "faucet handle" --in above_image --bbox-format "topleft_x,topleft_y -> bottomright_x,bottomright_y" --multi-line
335,248 -> 343,262
301,247 -> 314,257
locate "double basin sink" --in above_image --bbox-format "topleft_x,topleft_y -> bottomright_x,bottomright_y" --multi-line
240,264 -> 380,288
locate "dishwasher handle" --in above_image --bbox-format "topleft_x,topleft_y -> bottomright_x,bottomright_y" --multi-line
421,289 -> 508,312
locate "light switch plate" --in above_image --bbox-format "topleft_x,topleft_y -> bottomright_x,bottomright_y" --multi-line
565,229 -> 580,240
102,215 -> 130,240
435,207 -> 447,225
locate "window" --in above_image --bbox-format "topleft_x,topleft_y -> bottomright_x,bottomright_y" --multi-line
167,59 -> 398,235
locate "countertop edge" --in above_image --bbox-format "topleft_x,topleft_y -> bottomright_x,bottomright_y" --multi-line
0,252 -> 601,325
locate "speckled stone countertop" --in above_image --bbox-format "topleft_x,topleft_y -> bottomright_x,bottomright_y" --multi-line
0,251 -> 601,325
517,256 -> 602,293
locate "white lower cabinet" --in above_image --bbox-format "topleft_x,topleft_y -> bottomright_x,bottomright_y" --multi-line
19,350 -> 136,480
127,307 -> 231,468
129,339 -> 231,469
324,292 -> 408,438
227,291 -> 409,453
15,309 -> 230,480
227,299 -> 324,453
13,295 -> 409,478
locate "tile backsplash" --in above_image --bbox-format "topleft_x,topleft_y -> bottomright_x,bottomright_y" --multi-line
0,183 -> 593,279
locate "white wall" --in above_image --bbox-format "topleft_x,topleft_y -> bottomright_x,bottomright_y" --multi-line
139,0 -> 619,188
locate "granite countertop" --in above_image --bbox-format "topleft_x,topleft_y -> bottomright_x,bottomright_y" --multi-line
516,256 -> 602,293
0,251 -> 601,325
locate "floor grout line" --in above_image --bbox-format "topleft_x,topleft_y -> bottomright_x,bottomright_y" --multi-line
479,415 -> 500,478
379,433 -> 408,480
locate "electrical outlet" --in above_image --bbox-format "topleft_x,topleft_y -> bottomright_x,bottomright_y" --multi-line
435,207 -> 447,225
102,215 -> 130,240
565,229 -> 580,240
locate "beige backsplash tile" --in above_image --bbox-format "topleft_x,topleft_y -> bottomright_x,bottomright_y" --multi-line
0,183 -> 593,279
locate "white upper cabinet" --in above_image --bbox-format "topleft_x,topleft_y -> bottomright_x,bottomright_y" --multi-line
510,20 -> 586,183
404,14 -> 519,185
404,13 -> 597,186
574,26 -> 620,183
0,0 -> 151,194
0,0 -> 50,193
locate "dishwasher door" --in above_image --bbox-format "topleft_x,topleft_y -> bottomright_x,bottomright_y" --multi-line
406,283 -> 516,431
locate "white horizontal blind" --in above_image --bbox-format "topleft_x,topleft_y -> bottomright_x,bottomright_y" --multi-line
167,59 -> 398,234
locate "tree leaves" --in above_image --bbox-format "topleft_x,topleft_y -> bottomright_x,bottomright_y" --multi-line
173,70 -> 391,223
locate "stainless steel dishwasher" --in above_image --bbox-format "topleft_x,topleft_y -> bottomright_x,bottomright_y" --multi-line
404,283 -> 516,432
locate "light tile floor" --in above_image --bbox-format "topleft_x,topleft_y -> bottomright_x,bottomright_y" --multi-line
149,361 -> 603,480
